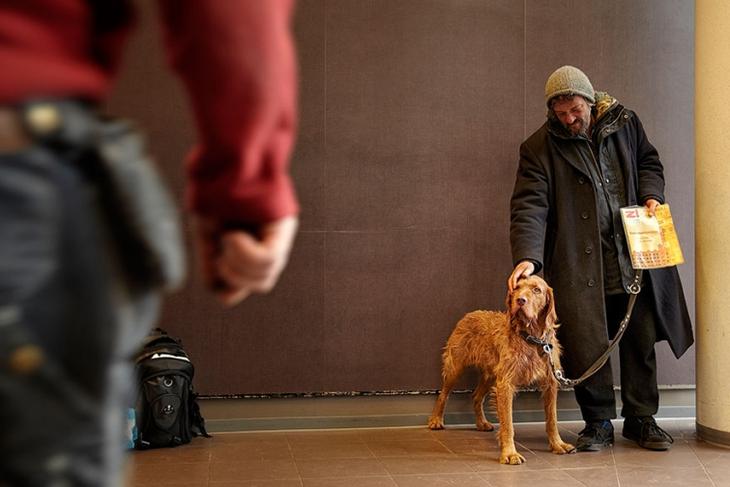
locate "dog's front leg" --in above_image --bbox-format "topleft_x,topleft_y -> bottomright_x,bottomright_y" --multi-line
543,380 -> 575,454
495,380 -> 525,465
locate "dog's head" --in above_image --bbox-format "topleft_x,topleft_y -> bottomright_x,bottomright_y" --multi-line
506,275 -> 557,334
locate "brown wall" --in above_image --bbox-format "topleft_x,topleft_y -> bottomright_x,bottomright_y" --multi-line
108,0 -> 695,395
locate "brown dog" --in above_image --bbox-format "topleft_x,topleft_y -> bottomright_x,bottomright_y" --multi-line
427,275 -> 575,464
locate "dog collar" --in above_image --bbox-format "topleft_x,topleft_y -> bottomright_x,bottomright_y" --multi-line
520,331 -> 553,354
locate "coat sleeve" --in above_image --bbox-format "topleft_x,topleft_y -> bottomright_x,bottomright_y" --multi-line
633,112 -> 665,204
510,140 -> 550,272
156,0 -> 299,225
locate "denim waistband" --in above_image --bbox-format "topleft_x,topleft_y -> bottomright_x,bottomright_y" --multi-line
0,100 -> 99,152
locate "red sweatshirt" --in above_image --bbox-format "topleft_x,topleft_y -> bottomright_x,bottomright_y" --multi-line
0,0 -> 299,225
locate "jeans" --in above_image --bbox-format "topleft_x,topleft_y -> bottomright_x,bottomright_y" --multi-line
0,145 -> 159,486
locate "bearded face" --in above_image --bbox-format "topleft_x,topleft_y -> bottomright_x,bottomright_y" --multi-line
551,95 -> 592,137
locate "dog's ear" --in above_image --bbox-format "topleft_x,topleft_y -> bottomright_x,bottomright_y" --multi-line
543,285 -> 558,329
505,288 -> 513,312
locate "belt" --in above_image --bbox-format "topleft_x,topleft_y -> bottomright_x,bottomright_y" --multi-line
0,102 -> 72,152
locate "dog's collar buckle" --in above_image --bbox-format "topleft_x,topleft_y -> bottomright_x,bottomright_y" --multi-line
520,331 -> 553,354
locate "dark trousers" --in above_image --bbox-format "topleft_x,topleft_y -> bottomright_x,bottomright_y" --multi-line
0,145 -> 158,486
574,282 -> 659,421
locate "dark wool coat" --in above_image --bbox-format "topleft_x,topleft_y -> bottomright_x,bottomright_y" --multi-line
510,93 -> 693,379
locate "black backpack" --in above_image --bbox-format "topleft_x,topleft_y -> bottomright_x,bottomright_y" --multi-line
133,328 -> 210,449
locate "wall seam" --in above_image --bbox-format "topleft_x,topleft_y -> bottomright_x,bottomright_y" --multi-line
323,0 -> 329,393
523,0 -> 527,140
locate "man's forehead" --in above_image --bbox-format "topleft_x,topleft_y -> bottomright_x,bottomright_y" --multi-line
552,96 -> 587,111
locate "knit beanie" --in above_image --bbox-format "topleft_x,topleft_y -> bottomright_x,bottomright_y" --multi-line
544,65 -> 595,107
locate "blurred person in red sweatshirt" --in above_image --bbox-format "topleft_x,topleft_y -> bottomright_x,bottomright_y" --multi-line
0,1 -> 299,485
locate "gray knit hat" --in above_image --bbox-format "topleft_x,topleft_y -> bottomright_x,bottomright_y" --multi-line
544,65 -> 595,107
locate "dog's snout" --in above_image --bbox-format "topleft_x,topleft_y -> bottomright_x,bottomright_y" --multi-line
516,297 -> 527,306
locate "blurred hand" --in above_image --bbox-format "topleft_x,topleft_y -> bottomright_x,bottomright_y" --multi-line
195,215 -> 298,306
644,198 -> 660,217
508,260 -> 535,292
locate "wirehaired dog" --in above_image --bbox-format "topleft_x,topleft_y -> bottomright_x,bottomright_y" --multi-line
427,275 -> 575,464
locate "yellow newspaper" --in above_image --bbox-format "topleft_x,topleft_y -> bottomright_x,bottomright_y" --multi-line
620,204 -> 684,269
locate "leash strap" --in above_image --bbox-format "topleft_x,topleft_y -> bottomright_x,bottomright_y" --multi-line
530,270 -> 643,388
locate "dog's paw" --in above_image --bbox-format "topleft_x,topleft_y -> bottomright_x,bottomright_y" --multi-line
499,451 -> 526,465
476,420 -> 495,432
550,441 -> 576,455
427,417 -> 445,430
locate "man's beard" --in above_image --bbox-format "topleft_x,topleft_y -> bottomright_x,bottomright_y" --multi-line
566,116 -> 590,137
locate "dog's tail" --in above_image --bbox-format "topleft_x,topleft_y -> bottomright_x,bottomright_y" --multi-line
440,345 -> 459,381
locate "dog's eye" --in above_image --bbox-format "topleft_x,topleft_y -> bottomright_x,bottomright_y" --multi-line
532,287 -> 542,294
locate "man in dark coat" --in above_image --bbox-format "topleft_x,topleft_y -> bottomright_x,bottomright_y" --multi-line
508,66 -> 693,452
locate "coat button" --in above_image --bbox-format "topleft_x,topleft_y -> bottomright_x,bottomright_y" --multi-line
578,177 -> 586,184
581,212 -> 589,220
587,279 -> 596,287
585,246 -> 593,254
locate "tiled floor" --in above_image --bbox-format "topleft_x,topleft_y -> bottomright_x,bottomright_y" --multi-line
127,419 -> 730,486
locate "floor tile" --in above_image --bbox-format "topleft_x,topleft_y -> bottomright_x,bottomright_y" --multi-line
561,466 -> 620,487
210,459 -> 300,482
302,477 -> 397,486
612,439 -> 704,469
134,484 -> 209,487
436,438 -> 502,455
707,469 -> 730,487
210,442 -> 294,461
391,473 -> 491,486
129,462 -> 210,485
295,457 -> 389,478
427,427 -> 495,440
478,469 -> 585,486
366,439 -> 454,457
210,481 -> 304,487
615,466 -> 714,486
130,446 -> 212,464
358,427 -> 438,442
290,440 -> 374,459
525,447 -> 613,469
214,432 -> 290,444
378,454 -> 476,475
288,430 -> 366,443
690,438 -> 730,467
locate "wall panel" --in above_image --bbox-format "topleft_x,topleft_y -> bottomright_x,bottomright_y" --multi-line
108,0 -> 694,394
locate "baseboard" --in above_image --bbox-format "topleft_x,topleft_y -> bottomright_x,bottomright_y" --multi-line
697,422 -> 730,448
199,387 -> 696,433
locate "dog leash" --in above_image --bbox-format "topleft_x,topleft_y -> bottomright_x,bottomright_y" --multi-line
525,271 -> 643,388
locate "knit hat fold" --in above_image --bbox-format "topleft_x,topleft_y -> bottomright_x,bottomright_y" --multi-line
545,65 -> 595,106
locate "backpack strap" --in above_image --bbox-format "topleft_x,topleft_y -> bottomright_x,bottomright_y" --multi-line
189,392 -> 212,438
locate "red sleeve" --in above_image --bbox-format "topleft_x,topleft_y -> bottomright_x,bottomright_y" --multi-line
157,0 -> 299,225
